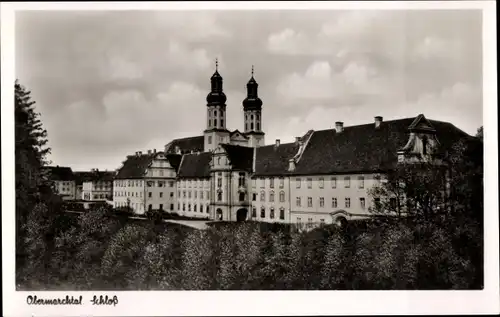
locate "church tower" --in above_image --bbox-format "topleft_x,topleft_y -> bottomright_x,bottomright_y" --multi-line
242,66 -> 265,147
204,59 -> 230,152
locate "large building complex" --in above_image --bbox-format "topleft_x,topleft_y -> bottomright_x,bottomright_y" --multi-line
113,62 -> 473,227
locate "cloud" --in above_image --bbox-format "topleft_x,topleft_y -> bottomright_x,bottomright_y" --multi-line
14,10 -> 482,170
276,60 -> 387,105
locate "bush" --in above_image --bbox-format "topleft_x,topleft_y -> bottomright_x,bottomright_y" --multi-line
20,207 -> 482,291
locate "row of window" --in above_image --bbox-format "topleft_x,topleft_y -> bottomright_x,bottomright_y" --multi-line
91,184 -> 111,190
179,179 -> 210,188
115,191 -> 175,199
252,191 -> 286,203
251,176 -> 381,189
251,206 -> 286,220
245,113 -> 261,131
178,190 -> 210,200
296,217 -> 326,230
294,196 -> 366,209
178,203 -> 210,214
85,193 -> 109,200
114,202 -> 175,212
115,180 -> 175,188
58,181 -> 73,186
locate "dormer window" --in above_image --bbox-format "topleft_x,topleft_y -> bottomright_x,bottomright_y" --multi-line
422,136 -> 428,155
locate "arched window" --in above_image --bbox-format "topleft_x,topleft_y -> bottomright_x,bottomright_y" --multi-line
422,136 -> 428,155
221,119 -> 224,127
270,208 -> 275,219
239,192 -> 245,202
217,190 -> 222,202
251,122 -> 254,130
269,191 -> 275,202
279,191 -> 285,202
256,114 -> 260,120
279,208 -> 285,220
260,190 -> 265,202
257,122 -> 260,131
214,110 -> 217,116
251,114 -> 254,120
214,119 -> 217,127
260,207 -> 266,218
245,123 -> 248,131
252,207 -> 257,218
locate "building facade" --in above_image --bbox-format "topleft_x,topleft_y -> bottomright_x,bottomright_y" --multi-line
114,62 -> 475,228
113,150 -> 179,214
81,169 -> 115,202
44,166 -> 77,201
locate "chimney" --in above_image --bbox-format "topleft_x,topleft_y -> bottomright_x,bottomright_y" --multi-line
295,137 -> 301,144
175,146 -> 181,154
375,116 -> 383,128
148,150 -> 152,155
138,151 -> 142,156
275,139 -> 280,147
335,121 -> 344,133
288,158 -> 296,172
154,149 -> 157,154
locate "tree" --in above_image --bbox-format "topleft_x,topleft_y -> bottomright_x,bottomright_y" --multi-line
476,126 -> 483,142
368,161 -> 448,220
15,80 -> 52,275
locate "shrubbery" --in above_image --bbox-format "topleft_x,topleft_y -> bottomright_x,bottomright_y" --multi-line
17,206 -> 483,290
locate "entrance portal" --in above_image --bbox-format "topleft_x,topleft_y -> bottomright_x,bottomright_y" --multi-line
236,208 -> 248,222
216,208 -> 223,221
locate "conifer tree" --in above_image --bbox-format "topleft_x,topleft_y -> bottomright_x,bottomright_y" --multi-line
15,80 -> 52,281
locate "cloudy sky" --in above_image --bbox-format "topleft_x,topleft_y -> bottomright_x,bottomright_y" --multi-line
16,9 -> 483,171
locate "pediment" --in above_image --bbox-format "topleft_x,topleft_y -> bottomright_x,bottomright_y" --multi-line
230,130 -> 249,141
408,114 -> 436,133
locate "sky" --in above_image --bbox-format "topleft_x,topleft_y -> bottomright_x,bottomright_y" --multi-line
15,9 -> 483,171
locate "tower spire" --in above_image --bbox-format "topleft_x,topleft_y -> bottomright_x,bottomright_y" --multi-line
216,58 -> 218,71
251,65 -> 254,77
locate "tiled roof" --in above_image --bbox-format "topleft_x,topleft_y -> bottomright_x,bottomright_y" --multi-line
73,171 -> 94,185
254,142 -> 300,177
165,136 -> 204,154
177,152 -> 212,179
115,154 -> 155,179
292,117 -> 471,175
220,144 -> 254,171
166,154 -> 183,172
44,166 -> 75,181
252,116 -> 471,177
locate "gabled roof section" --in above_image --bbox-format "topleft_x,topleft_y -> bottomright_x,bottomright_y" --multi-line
254,142 -> 300,176
292,117 -> 472,175
177,152 -> 213,178
115,153 -> 155,179
220,144 -> 254,171
230,129 -> 249,139
44,166 -> 75,181
165,135 -> 204,154
408,114 -> 436,133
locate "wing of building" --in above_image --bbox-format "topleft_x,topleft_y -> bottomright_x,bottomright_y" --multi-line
112,63 -> 478,228
43,166 -> 77,200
